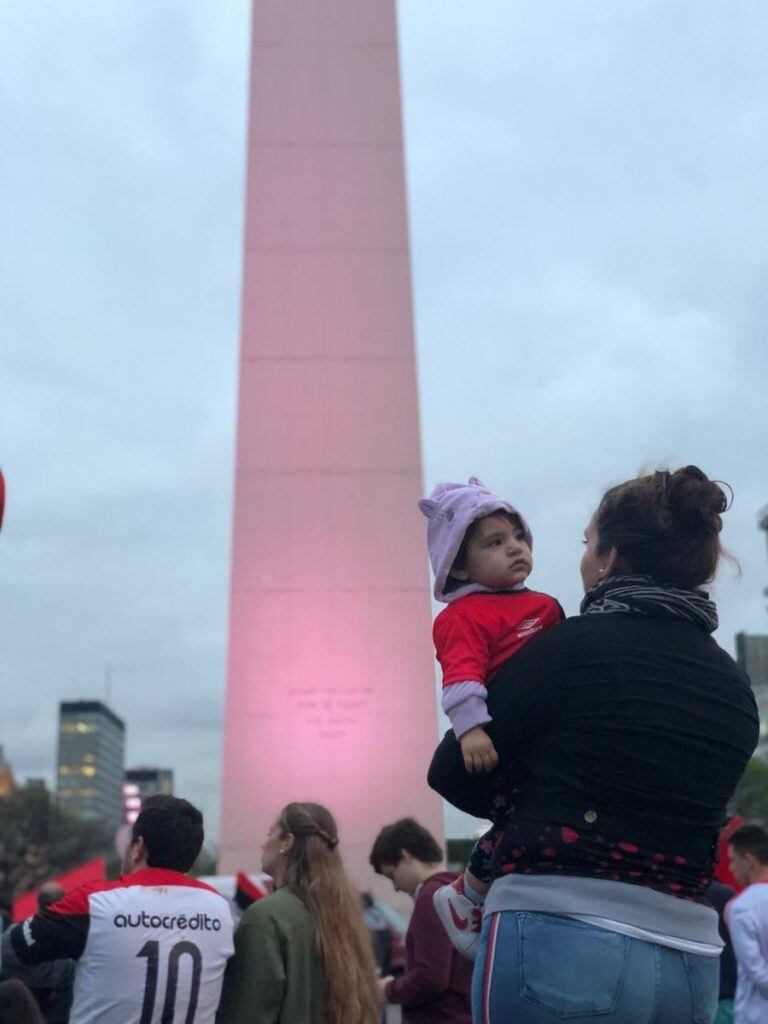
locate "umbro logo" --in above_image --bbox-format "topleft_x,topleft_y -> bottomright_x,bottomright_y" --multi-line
518,618 -> 540,630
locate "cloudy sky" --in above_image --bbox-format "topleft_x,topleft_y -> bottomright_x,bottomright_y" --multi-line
1,1 -> 766,844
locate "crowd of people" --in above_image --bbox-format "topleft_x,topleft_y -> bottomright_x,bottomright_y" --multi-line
0,464 -> 764,1024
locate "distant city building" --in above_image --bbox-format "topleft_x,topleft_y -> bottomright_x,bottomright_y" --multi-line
738,633 -> 768,688
123,767 -> 174,824
760,505 -> 768,606
0,745 -> 16,797
737,633 -> 768,759
24,777 -> 48,792
57,700 -> 125,833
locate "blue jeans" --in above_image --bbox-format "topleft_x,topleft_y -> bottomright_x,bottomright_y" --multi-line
473,911 -> 719,1024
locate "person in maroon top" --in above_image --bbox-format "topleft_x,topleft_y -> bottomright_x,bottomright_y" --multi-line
369,818 -> 471,1024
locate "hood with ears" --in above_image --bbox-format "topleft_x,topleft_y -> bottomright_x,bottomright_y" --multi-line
418,477 -> 532,603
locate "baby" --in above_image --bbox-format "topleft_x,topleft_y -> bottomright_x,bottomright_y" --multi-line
419,478 -> 562,955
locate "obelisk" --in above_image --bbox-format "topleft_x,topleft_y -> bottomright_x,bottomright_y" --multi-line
219,0 -> 444,889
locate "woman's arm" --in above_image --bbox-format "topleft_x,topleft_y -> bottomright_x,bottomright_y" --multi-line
216,911 -> 285,1024
428,626 -> 566,814
428,729 -> 494,817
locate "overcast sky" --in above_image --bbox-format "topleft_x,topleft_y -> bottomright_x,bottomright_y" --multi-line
1,1 -> 766,845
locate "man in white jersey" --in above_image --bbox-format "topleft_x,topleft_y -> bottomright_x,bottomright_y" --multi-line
726,823 -> 768,1024
8,795 -> 234,1023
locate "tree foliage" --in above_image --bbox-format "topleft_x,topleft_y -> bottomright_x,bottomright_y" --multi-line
446,838 -> 476,870
0,785 -> 110,907
730,757 -> 768,825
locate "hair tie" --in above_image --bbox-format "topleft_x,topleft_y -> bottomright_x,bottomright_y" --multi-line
317,829 -> 339,849
291,822 -> 339,848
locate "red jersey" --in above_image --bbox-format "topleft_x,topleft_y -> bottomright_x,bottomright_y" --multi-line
434,590 -> 563,688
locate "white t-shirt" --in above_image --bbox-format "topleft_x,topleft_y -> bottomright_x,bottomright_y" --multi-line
10,867 -> 234,1023
726,881 -> 768,1024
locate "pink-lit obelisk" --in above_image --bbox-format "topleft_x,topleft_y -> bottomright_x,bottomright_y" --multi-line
219,0 -> 444,887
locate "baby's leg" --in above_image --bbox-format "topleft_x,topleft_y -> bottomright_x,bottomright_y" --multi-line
463,869 -> 489,898
464,823 -> 501,898
432,823 -> 503,960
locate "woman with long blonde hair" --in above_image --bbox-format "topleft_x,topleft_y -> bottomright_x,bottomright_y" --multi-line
217,802 -> 379,1024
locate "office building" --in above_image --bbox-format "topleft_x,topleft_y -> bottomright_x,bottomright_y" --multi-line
737,633 -> 768,688
57,700 -> 125,834
123,767 -> 174,824
760,505 -> 768,607
737,633 -> 768,759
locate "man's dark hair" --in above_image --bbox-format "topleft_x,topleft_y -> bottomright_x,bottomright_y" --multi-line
369,817 -> 443,873
132,795 -> 204,872
728,823 -> 768,865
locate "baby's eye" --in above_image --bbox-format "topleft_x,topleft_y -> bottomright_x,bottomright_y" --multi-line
490,538 -> 502,546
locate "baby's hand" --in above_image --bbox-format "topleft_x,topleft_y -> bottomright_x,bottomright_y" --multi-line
460,726 -> 499,773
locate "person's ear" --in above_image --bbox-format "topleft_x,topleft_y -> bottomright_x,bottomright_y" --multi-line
280,833 -> 294,855
399,849 -> 412,865
450,567 -> 469,581
602,546 -> 621,576
130,835 -> 147,868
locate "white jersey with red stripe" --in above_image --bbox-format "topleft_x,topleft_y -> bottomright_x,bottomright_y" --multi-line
10,867 -> 234,1024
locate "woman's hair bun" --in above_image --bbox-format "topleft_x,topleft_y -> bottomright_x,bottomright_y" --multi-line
665,465 -> 729,534
595,464 -> 733,589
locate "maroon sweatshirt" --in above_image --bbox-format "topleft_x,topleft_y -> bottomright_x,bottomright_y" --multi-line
385,871 -> 472,1024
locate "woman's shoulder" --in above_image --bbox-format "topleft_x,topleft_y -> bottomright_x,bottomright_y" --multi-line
241,887 -> 308,927
539,611 -> 751,686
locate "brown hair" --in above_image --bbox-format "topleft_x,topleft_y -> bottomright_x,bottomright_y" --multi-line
728,824 -> 768,865
277,803 -> 379,1024
595,465 -> 730,589
369,817 -> 443,872
132,795 -> 204,872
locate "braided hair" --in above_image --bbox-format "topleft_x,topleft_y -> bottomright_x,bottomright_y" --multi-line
277,803 -> 378,1024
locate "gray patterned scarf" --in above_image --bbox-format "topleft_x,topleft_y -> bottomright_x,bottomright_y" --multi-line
580,574 -> 718,633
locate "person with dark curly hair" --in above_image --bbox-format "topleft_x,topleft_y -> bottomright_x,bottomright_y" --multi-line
429,466 -> 759,1024
370,818 -> 472,1024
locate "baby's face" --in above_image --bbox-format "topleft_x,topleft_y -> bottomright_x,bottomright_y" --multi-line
460,513 -> 532,590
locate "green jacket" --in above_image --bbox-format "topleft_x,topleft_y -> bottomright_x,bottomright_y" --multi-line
217,886 -> 327,1024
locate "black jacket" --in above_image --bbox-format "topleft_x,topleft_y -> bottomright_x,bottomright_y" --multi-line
1,930 -> 74,1024
429,613 -> 758,859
